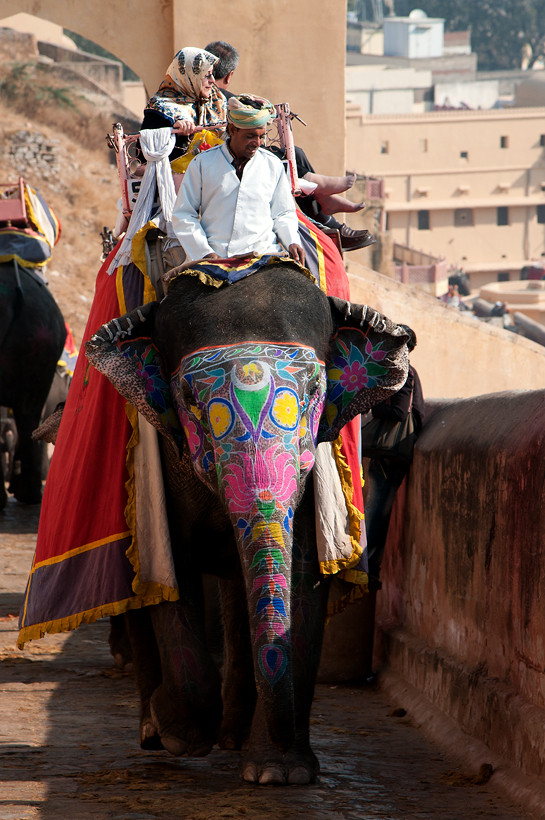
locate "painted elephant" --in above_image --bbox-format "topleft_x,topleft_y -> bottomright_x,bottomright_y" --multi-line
86,262 -> 408,785
0,261 -> 66,508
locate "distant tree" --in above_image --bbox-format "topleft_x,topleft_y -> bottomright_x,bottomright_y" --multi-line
348,0 -> 393,23
391,0 -> 545,70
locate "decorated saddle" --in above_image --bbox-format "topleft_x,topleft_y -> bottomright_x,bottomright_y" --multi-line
0,180 -> 60,268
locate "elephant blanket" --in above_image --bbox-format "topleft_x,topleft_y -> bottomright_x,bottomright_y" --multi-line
18,217 -> 369,646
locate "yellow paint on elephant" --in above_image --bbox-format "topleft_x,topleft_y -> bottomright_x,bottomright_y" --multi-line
240,362 -> 264,383
208,400 -> 232,438
271,390 -> 299,430
252,520 -> 285,547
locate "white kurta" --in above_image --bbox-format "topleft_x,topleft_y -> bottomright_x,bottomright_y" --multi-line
171,142 -> 300,260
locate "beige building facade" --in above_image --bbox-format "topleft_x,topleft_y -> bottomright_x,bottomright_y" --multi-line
346,105 -> 545,290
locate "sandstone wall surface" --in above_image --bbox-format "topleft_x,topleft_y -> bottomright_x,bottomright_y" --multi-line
375,390 -> 545,784
322,264 -> 545,810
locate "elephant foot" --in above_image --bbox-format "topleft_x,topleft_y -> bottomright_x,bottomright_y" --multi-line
108,614 -> 133,671
140,716 -> 164,751
218,729 -> 248,751
241,761 -> 284,785
149,684 -> 221,758
9,475 -> 42,505
240,747 -> 319,785
218,708 -> 253,751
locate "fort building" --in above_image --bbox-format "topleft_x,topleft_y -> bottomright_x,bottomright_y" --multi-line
346,104 -> 545,292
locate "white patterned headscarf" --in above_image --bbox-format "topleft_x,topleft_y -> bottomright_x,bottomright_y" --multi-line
145,46 -> 226,126
166,47 -> 217,98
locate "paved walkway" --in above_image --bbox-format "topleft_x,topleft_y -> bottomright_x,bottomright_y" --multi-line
0,497 -> 534,819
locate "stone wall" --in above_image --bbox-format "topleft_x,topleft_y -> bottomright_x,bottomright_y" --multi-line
38,41 -> 123,97
374,390 -> 545,794
320,389 -> 545,810
319,264 -> 545,808
0,26 -> 37,61
8,130 -> 61,183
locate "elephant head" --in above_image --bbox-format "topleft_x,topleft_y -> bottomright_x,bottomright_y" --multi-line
172,340 -> 327,691
85,265 -> 408,761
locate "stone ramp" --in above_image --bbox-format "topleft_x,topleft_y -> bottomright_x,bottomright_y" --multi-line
0,496 -> 532,819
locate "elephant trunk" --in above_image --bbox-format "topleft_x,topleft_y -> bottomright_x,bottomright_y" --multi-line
228,497 -> 296,749
215,438 -> 301,748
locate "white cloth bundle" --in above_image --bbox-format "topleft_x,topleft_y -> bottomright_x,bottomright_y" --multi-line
108,128 -> 176,274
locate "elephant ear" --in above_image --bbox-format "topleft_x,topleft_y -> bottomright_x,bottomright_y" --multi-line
319,297 -> 409,442
85,302 -> 185,455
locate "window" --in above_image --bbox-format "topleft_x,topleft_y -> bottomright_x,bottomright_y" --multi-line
500,135 -> 509,149
417,209 -> 430,230
497,206 -> 509,226
498,272 -> 510,282
540,134 -> 545,147
454,208 -> 474,227
380,140 -> 389,154
420,138 -> 428,153
414,88 -> 434,103
537,204 -> 545,224
460,150 -> 468,160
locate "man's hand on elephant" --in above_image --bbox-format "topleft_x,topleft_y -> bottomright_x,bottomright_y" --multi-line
173,119 -> 197,136
288,244 -> 306,266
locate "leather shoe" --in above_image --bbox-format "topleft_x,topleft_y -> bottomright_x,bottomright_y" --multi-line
322,223 -> 376,252
338,224 -> 376,251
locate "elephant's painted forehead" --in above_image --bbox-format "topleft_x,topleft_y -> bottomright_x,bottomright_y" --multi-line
174,342 -> 325,386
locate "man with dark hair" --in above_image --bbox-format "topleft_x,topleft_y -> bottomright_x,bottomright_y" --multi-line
205,40 -> 239,98
204,40 -> 374,252
360,324 -> 425,683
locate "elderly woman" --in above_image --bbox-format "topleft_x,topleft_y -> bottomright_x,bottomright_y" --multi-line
142,46 -> 226,157
110,46 -> 227,277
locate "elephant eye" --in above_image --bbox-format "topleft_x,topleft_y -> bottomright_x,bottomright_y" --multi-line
180,381 -> 195,407
307,377 -> 322,398
301,377 -> 322,414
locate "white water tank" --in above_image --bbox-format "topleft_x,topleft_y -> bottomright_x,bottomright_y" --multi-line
383,9 -> 445,59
